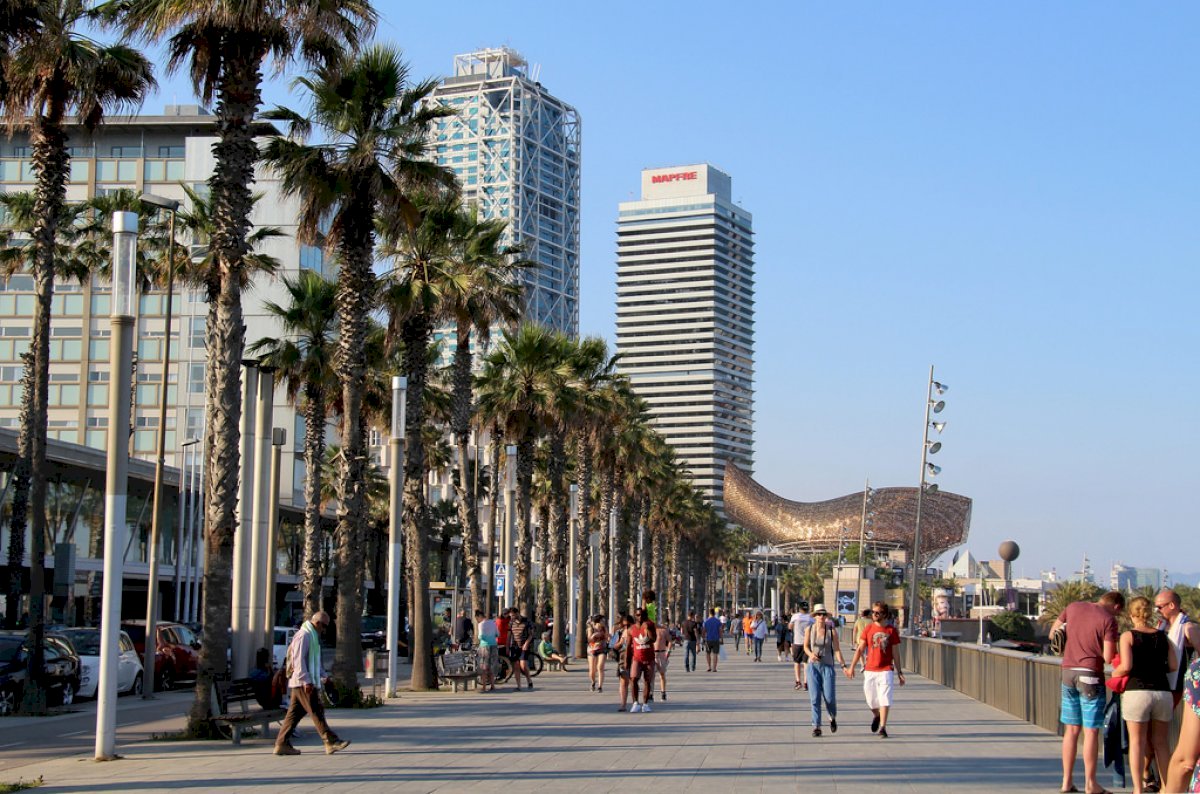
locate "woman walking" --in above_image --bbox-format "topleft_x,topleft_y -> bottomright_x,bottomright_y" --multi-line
588,615 -> 609,693
803,604 -> 848,737
1165,655 -> 1200,792
751,611 -> 768,662
628,608 -> 657,713
1112,596 -> 1177,793
612,614 -> 634,712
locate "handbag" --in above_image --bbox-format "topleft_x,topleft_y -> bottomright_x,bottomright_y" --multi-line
1105,653 -> 1128,694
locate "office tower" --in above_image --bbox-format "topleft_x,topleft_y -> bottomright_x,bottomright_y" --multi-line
427,48 -> 581,341
0,105 -> 311,497
615,164 -> 755,513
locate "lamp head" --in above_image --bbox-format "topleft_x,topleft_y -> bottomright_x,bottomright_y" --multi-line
926,463 -> 942,476
930,421 -> 947,434
931,400 -> 946,414
924,483 -> 939,494
933,381 -> 949,395
139,192 -> 180,212
111,211 -> 138,318
927,441 -> 942,454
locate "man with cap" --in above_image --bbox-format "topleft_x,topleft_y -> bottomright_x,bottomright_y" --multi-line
802,604 -> 849,737
275,610 -> 350,755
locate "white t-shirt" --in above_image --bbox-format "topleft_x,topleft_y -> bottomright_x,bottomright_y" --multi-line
790,612 -> 814,643
478,618 -> 498,647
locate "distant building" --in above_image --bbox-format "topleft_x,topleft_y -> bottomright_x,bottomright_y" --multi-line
427,47 -> 581,344
1072,555 -> 1097,585
616,164 -> 754,514
1109,562 -> 1165,591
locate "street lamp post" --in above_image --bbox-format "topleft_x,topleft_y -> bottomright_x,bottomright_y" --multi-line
172,437 -> 200,620
907,365 -> 948,634
386,376 -> 407,698
503,445 -> 516,609
139,193 -> 180,698
248,366 -> 275,660
263,427 -> 285,651
568,483 -> 578,647
231,359 -> 258,678
96,211 -> 137,761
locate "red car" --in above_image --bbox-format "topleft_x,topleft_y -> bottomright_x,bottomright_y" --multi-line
121,621 -> 201,690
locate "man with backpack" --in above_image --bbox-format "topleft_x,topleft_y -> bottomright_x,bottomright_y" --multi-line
274,611 -> 349,756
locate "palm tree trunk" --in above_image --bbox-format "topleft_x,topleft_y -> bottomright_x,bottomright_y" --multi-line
16,108 -> 70,713
548,433 -> 568,654
301,389 -> 326,618
514,433 -> 536,619
4,359 -> 33,629
188,51 -> 264,735
331,212 -> 375,693
449,326 -> 481,613
596,469 -> 613,618
402,312 -> 435,690
572,447 -> 593,657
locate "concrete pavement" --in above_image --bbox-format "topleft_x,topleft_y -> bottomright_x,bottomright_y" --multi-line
2,647 -> 1067,792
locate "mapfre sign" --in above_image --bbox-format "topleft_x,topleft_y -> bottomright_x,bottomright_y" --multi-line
651,171 -> 698,184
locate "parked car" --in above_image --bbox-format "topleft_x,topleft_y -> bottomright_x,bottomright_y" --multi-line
0,631 -> 82,714
56,628 -> 143,699
361,615 -> 387,649
121,621 -> 200,690
273,626 -> 297,668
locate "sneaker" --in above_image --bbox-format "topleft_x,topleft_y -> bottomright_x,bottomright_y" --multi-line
597,686 -> 602,693
871,715 -> 880,734
325,739 -> 350,755
811,728 -> 822,737
631,703 -> 642,713
660,692 -> 667,701
802,683 -> 808,691
794,682 -> 802,690
590,681 -> 596,692
618,705 -> 626,712
274,744 -> 300,756
641,702 -> 652,713
830,717 -> 838,734
878,728 -> 889,739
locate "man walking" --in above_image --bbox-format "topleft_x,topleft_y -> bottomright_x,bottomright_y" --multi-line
274,611 -> 349,756
847,601 -> 905,739
682,611 -> 700,673
1051,590 -> 1124,794
790,603 -> 814,690
1157,588 -> 1200,705
703,608 -> 723,672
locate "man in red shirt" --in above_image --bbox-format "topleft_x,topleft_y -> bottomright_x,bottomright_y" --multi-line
628,608 -> 657,713
847,601 -> 905,738
1050,590 -> 1123,794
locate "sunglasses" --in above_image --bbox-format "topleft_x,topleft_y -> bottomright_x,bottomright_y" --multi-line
1155,604 -> 1170,610
871,611 -> 885,616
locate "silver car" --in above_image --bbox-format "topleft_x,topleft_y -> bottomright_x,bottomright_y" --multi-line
58,628 -> 144,699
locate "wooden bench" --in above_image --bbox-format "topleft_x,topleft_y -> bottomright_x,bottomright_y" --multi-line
435,650 -> 480,692
213,678 -> 286,745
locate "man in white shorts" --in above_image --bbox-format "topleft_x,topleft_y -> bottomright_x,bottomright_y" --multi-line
847,601 -> 905,738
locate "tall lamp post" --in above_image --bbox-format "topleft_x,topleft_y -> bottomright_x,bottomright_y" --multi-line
907,365 -> 948,634
386,376 -> 407,698
139,193 -> 180,697
503,445 -> 516,609
96,211 -> 137,760
172,437 -> 200,620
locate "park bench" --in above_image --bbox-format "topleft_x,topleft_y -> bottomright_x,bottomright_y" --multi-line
213,678 -> 286,745
435,650 -> 480,692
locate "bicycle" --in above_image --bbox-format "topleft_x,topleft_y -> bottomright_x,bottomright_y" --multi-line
493,648 -> 543,683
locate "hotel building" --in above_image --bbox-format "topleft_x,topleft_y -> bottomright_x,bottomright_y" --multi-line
615,164 -> 755,513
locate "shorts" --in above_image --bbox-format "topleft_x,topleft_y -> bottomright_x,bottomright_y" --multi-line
478,644 -> 498,668
588,646 -> 608,657
705,640 -> 721,653
1122,689 -> 1173,723
863,670 -> 894,709
1060,669 -> 1105,729
655,650 -> 670,671
791,645 -> 806,664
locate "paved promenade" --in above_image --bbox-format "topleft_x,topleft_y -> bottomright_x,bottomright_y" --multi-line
5,647 -> 1066,793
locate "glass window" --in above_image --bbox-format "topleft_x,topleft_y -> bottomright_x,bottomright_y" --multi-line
139,294 -> 162,315
166,161 -> 185,181
110,146 -> 142,157
59,384 -> 80,405
90,293 -> 111,316
69,160 -> 89,183
55,429 -> 78,444
0,295 -> 15,315
138,338 -> 161,361
64,294 -> 83,315
135,384 -> 158,404
188,363 -> 204,394
158,145 -> 185,158
96,161 -> 116,181
0,385 -> 11,406
85,429 -> 106,449
88,339 -> 110,360
134,429 -> 155,452
144,160 -> 166,181
16,295 -> 35,314
188,316 -> 205,348
117,160 -> 136,181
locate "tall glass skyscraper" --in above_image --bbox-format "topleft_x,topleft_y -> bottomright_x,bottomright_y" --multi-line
428,48 -> 581,340
615,164 -> 755,514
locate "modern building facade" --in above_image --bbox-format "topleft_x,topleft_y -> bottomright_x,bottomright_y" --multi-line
615,164 -> 755,513
0,105 -> 329,623
427,48 -> 581,345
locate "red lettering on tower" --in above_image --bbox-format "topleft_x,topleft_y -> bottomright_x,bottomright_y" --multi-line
651,171 -> 698,184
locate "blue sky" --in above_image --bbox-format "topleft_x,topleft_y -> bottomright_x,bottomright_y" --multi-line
144,3 -> 1198,580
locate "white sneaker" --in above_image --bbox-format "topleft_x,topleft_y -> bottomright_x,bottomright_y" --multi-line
641,702 -> 652,713
630,703 -> 642,713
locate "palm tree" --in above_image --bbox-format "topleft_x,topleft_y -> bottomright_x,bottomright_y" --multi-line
440,207 -> 527,615
262,44 -> 454,693
1,0 -> 154,712
119,0 -> 374,733
476,323 -> 574,619
248,270 -> 337,619
566,337 -> 620,655
1039,580 -> 1101,624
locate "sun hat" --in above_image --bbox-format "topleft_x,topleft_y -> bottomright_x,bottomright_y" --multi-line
811,604 -> 829,615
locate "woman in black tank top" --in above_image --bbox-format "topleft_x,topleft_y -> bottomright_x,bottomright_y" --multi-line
1113,596 -> 1178,794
